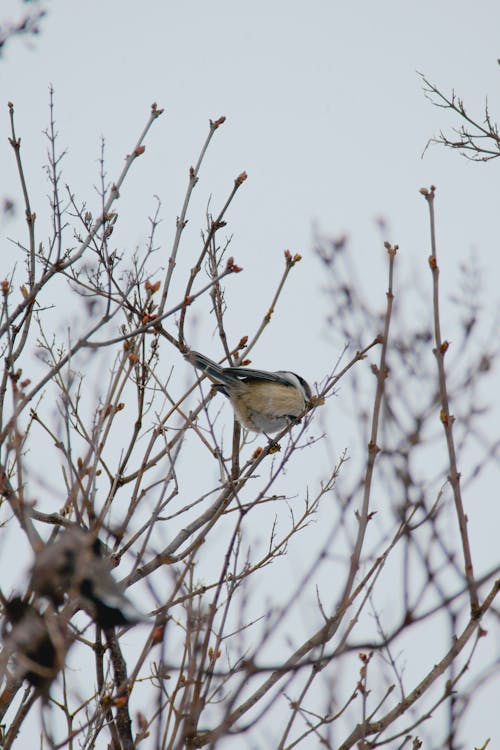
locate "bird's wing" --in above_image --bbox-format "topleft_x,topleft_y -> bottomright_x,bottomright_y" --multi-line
221,368 -> 296,387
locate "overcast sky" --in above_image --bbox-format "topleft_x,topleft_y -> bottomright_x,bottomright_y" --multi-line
2,1 -> 500,747
3,1 -> 500,377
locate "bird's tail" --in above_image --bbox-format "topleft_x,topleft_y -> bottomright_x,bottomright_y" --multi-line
185,351 -> 227,383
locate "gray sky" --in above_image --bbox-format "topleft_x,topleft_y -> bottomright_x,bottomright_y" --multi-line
3,1 -> 500,380
2,1 -> 500,747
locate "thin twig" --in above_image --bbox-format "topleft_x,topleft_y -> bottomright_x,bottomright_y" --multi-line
421,185 -> 479,616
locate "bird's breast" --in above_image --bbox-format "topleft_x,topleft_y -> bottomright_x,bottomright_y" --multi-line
230,382 -> 305,433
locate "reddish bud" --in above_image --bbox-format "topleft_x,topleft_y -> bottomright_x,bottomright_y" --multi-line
284,250 -> 302,266
440,410 -> 455,426
226,257 -> 243,273
151,625 -> 165,645
135,145 -> 146,156
151,102 -> 164,116
112,695 -> 129,708
137,711 -> 148,731
237,335 -> 248,348
384,242 -> 398,258
145,279 -> 161,293
235,171 -> 247,186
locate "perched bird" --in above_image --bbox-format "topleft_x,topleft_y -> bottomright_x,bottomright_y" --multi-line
78,568 -> 145,629
30,527 -> 146,629
185,350 -> 312,434
30,527 -> 91,606
2,597 -> 67,694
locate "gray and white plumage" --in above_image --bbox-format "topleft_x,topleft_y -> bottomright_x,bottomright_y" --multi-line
30,527 -> 146,629
185,350 -> 312,434
2,597 -> 67,694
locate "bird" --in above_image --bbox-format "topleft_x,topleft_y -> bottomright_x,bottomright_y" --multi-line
30,527 -> 146,629
185,350 -> 312,434
2,596 -> 67,694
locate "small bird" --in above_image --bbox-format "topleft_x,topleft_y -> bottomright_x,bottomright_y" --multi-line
2,597 -> 67,694
185,350 -> 312,434
30,527 -> 146,629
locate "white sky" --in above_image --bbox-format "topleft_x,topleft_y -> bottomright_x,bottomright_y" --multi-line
1,1 -> 500,747
2,1 -> 500,374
